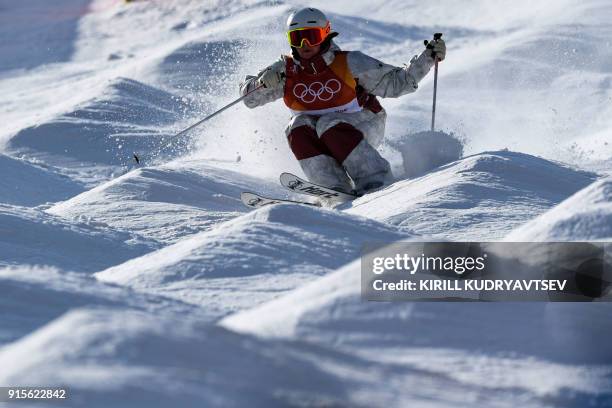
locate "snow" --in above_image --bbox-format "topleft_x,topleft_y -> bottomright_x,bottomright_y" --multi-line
6,306 -> 609,407
47,159 -> 286,244
0,0 -> 90,73
0,266 -> 199,346
96,203 -> 410,314
0,153 -> 83,206
0,204 -> 155,272
345,150 -> 597,240
0,308 -> 360,407
7,77 -> 194,169
1,0 -> 611,406
221,256 -> 612,404
506,177 -> 612,241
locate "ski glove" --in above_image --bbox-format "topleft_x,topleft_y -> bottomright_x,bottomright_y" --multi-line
258,66 -> 284,89
427,37 -> 446,61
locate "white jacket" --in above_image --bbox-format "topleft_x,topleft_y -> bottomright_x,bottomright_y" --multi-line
240,41 -> 435,108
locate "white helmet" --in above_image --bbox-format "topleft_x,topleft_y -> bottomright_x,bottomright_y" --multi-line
286,7 -> 329,31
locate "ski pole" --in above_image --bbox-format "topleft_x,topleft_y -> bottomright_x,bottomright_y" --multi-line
425,33 -> 443,132
133,83 -> 265,164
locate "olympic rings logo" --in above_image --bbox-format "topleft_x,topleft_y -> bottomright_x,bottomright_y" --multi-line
293,79 -> 342,104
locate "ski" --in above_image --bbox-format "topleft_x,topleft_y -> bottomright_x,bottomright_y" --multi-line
240,191 -> 320,209
279,172 -> 358,201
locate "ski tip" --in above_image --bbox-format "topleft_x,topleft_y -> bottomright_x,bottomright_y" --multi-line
240,192 -> 266,208
279,172 -> 294,181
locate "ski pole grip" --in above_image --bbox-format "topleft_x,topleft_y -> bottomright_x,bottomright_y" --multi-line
425,33 -> 443,61
425,33 -> 443,49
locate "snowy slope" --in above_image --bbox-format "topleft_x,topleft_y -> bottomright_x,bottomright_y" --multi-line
222,257 -> 612,405
7,77 -> 194,170
0,308 -> 506,407
96,203 -> 410,314
304,0 -> 612,170
0,154 -> 83,206
0,0 -> 90,73
345,151 -> 597,240
47,159 -> 287,244
0,0 -> 290,170
0,266 -> 199,346
0,204 -> 155,272
6,306 -> 604,408
1,68 -> 195,187
506,177 -> 612,241
0,308 -> 375,408
1,0 -> 611,406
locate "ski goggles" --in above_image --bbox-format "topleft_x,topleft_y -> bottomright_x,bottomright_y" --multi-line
286,23 -> 331,48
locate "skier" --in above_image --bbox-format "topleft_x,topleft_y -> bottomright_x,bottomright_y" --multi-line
240,7 -> 446,196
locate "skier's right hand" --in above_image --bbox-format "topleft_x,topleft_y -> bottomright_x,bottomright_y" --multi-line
257,66 -> 284,89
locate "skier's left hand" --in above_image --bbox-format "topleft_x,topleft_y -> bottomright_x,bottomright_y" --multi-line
427,37 -> 446,61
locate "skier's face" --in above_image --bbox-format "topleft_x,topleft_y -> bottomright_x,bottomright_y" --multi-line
296,43 -> 321,60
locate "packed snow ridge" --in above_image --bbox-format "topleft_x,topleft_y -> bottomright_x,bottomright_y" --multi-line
96,203 -> 410,314
506,177 -> 612,241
